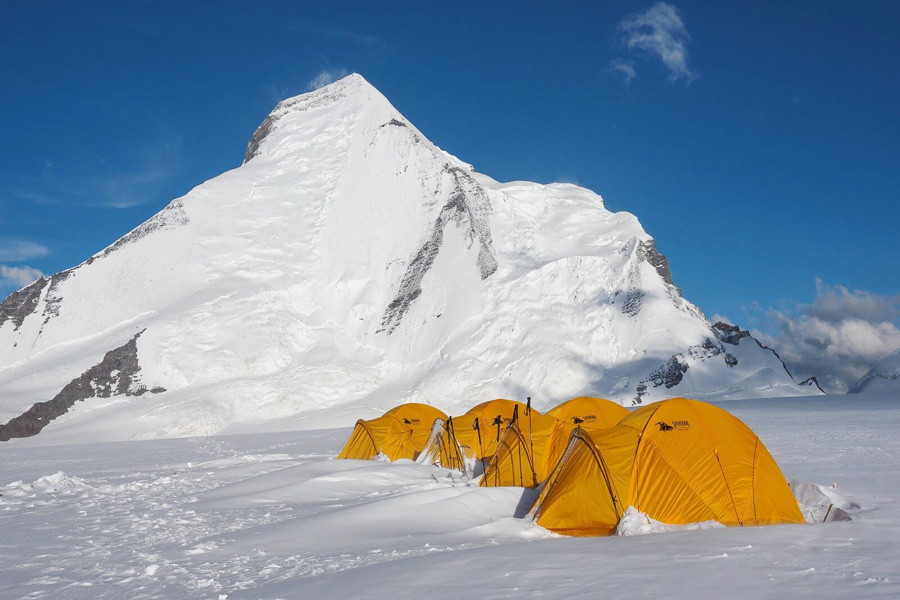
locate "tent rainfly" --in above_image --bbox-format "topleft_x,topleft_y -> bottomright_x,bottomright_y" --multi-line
417,399 -> 531,471
532,397 -> 805,535
337,403 -> 448,462
482,396 -> 629,488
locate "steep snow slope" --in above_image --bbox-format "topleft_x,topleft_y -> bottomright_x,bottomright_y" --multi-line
0,74 -> 817,442
848,347 -> 900,394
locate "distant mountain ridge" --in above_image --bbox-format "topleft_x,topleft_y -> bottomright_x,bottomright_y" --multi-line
848,347 -> 900,394
0,73 -> 820,443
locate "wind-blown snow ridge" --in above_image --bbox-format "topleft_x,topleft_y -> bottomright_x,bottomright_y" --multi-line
0,73 -> 818,442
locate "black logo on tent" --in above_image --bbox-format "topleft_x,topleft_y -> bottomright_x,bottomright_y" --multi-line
657,420 -> 690,432
402,418 -> 420,425
572,416 -> 585,424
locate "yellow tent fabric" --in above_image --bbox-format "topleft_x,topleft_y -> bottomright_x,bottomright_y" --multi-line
533,426 -> 641,535
533,397 -> 804,535
546,396 -> 629,431
413,414 -> 468,470
452,399 -> 532,461
481,411 -> 563,487
544,396 -> 630,476
482,397 -> 629,489
337,403 -> 448,462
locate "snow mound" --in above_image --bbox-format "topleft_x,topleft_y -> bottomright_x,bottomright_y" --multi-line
790,479 -> 859,523
2,471 -> 91,497
615,506 -> 724,536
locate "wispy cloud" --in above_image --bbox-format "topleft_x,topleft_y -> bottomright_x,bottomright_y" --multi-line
0,238 -> 50,262
751,279 -> 900,393
11,134 -> 181,210
0,264 -> 45,289
606,58 -> 638,87
306,68 -> 350,91
609,2 -> 696,85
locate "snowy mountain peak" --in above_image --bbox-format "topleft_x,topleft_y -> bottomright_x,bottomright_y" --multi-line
848,347 -> 900,394
244,72 -> 389,163
0,74 -> 820,443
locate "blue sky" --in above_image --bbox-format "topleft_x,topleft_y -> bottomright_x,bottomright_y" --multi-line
1,1 -> 898,390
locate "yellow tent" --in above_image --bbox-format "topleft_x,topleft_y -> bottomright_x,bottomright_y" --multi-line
481,411 -> 562,487
414,414 -> 468,470
418,399 -> 531,470
337,403 -> 448,462
482,396 -> 628,489
533,397 -> 804,535
546,396 -> 629,431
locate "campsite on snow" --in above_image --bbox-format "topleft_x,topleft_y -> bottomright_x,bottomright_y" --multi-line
2,3 -> 899,599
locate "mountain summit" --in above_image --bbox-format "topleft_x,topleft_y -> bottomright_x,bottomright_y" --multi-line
0,74 -> 819,443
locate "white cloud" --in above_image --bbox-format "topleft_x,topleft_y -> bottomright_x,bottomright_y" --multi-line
0,264 -> 45,289
307,68 -> 349,92
752,280 -> 900,393
606,58 -> 638,87
0,238 -> 50,262
613,2 -> 696,84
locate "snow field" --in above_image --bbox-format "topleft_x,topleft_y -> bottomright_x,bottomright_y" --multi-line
1,395 -> 897,598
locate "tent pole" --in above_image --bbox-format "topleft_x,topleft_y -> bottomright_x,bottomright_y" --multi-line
474,419 -> 486,476
527,397 -> 537,487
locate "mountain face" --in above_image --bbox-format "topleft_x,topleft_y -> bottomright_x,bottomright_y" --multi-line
0,74 -> 819,443
848,348 -> 900,394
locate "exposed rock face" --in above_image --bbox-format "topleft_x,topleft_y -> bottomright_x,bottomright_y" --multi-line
0,277 -> 47,331
40,270 -> 74,326
379,166 -> 497,334
0,332 -> 164,441
244,113 -> 277,163
636,239 -> 676,291
712,321 -> 751,345
633,337 -> 734,404
799,376 -> 826,394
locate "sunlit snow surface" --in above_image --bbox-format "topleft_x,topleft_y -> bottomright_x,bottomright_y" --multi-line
1,395 -> 897,599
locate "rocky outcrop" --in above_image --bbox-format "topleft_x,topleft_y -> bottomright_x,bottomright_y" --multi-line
0,331 -> 164,441
799,376 -> 825,393
636,239 -> 676,291
379,166 -> 497,334
0,277 -> 47,331
712,321 -> 751,345
633,337 -> 736,405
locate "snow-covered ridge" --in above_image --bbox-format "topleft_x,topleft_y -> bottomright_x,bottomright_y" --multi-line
0,73 -> 819,443
848,347 -> 900,394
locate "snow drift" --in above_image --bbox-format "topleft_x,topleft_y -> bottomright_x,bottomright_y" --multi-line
0,73 -> 818,443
